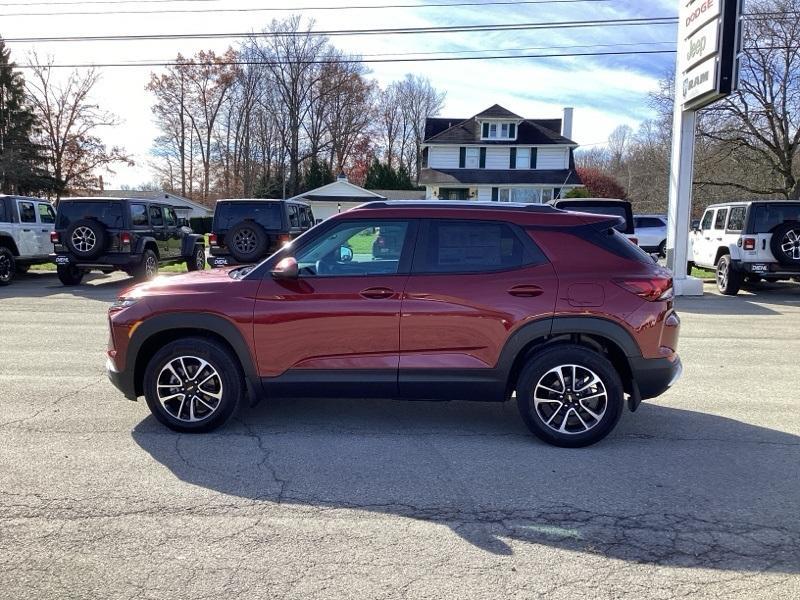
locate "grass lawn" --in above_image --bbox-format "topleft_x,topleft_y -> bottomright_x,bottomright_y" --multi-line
348,230 -> 378,254
691,266 -> 716,280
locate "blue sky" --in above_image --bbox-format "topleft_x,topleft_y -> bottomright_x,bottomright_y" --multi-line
4,0 -> 682,186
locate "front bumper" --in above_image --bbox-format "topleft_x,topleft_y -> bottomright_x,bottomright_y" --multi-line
629,355 -> 683,400
106,356 -> 138,400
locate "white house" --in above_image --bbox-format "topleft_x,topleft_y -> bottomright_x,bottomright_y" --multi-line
419,104 -> 582,203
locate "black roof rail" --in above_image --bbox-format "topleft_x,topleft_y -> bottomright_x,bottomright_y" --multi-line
356,200 -> 560,212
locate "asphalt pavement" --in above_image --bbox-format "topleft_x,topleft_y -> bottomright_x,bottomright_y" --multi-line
1,270 -> 799,599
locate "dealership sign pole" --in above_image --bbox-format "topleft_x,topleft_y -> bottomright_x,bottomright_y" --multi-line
667,0 -> 742,295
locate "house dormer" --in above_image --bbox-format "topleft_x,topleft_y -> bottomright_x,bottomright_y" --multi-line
476,104 -> 523,141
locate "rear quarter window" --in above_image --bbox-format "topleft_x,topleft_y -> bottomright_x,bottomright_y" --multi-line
213,202 -> 284,231
57,201 -> 124,229
727,207 -> 746,231
587,227 -> 654,264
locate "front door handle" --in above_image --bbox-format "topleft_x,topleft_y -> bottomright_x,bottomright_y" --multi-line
22,228 -> 31,232
507,284 -> 544,298
360,287 -> 395,300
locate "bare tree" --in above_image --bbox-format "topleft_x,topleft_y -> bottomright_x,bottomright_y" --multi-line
26,54 -> 131,199
378,82 -> 403,169
697,0 -> 800,198
396,74 -> 446,181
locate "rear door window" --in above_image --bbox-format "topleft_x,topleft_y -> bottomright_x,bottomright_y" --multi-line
38,203 -> 56,224
727,207 -> 746,232
56,201 -> 124,229
415,220 -> 543,273
288,205 -> 300,228
713,208 -> 728,230
214,202 -> 283,231
131,204 -> 148,227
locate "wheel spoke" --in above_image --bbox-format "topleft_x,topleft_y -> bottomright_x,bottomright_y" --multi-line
573,409 -> 590,431
156,355 -> 224,423
544,402 -> 564,425
578,399 -> 602,421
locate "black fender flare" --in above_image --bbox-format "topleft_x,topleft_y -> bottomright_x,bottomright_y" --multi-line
134,236 -> 159,256
0,233 -> 19,255
128,312 -> 260,401
180,233 -> 204,257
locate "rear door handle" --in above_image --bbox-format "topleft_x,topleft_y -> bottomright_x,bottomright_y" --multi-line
715,237 -> 722,241
22,228 -> 31,232
507,284 -> 544,298
360,287 -> 395,300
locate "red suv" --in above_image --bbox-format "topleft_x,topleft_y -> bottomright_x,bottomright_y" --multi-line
107,201 -> 681,447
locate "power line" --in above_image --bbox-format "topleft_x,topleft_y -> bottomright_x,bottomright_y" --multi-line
1,0 -> 613,17
358,40 -> 677,57
0,0 -> 218,5
13,48 -> 677,69
2,16 -> 679,44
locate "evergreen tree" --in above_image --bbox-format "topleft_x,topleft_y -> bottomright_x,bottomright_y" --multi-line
0,38 -> 49,194
364,159 -> 416,190
302,158 -> 334,192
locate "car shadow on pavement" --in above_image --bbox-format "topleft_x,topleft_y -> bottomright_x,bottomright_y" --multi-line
2,271 -> 139,302
677,282 -> 800,315
131,399 -> 800,572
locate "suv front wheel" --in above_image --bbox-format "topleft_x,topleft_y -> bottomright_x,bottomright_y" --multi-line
516,345 -> 624,447
0,247 -> 15,286
143,337 -> 242,433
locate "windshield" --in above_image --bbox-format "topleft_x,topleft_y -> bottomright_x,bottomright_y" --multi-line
56,201 -> 124,229
748,203 -> 800,233
214,202 -> 284,231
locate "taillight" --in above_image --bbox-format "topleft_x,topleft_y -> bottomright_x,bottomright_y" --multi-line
120,232 -> 132,245
613,277 -> 674,301
278,234 -> 291,246
50,232 -> 60,244
209,233 -> 218,246
743,237 -> 756,250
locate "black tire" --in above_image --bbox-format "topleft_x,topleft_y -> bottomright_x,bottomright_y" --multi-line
716,254 -> 742,295
143,337 -> 243,433
134,249 -> 159,281
65,219 -> 107,260
0,247 -> 15,286
516,344 -> 625,448
226,221 -> 268,263
57,264 -> 84,286
769,220 -> 800,267
15,264 -> 30,274
658,240 -> 667,258
186,244 -> 206,271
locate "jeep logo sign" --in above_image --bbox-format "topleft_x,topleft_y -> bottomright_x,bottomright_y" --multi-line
683,19 -> 720,71
682,57 -> 717,103
681,0 -> 721,37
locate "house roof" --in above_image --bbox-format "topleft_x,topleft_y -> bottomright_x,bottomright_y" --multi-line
474,104 -> 523,120
419,168 -> 582,187
369,189 -> 427,200
94,189 -> 212,214
424,111 -> 575,146
288,179 -> 387,202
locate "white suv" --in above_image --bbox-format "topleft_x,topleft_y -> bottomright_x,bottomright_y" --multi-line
0,195 -> 57,286
634,215 -> 667,256
689,200 -> 800,295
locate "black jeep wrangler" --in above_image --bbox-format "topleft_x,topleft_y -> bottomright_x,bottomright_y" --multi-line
208,198 -> 314,268
52,197 -> 206,286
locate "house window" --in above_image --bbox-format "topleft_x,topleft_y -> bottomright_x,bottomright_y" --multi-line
501,123 -> 509,137
516,148 -> 530,169
465,147 -> 479,168
482,122 -> 517,140
489,123 -> 497,137
511,188 -> 542,203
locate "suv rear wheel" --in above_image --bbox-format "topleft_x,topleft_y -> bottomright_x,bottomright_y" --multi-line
135,249 -> 159,281
516,345 -> 624,447
57,264 -> 84,286
186,244 -> 205,271
143,337 -> 242,433
0,247 -> 15,285
716,254 -> 742,295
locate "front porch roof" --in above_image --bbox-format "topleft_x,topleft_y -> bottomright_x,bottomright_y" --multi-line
419,168 -> 581,186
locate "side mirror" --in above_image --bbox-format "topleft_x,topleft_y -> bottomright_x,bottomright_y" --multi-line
691,219 -> 700,231
271,256 -> 298,279
178,218 -> 189,228
339,245 -> 353,263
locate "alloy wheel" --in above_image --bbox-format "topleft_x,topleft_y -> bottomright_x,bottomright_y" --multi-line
145,254 -> 158,278
196,247 -> 205,270
156,356 -> 223,422
717,260 -> 728,290
233,228 -> 257,254
71,226 -> 96,252
780,229 -> 800,260
0,253 -> 11,282
533,364 -> 608,434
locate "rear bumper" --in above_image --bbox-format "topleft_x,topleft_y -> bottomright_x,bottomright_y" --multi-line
207,251 -> 245,268
629,355 -> 682,400
53,252 -> 141,269
733,260 -> 800,277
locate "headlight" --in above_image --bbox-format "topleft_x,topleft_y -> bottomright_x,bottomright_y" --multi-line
110,297 -> 140,311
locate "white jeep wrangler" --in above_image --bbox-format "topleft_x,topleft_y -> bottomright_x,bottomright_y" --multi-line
0,195 -> 57,286
689,200 -> 800,295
